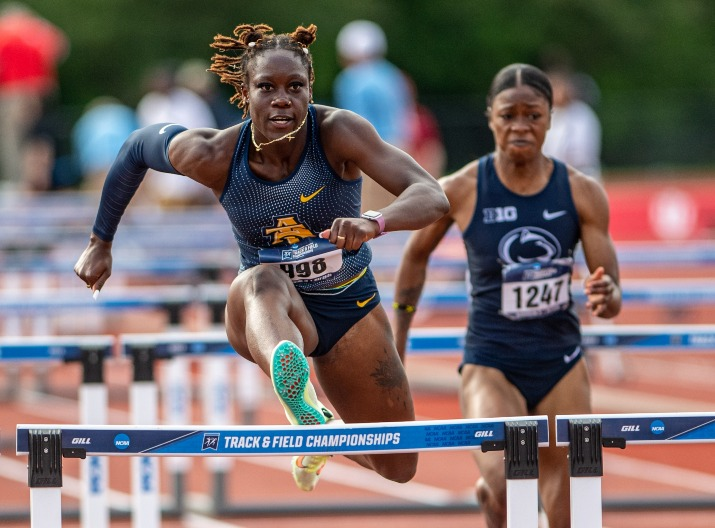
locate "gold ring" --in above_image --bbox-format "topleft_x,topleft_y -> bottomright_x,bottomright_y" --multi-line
337,235 -> 346,240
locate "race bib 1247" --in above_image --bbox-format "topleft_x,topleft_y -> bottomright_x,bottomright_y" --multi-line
500,258 -> 573,320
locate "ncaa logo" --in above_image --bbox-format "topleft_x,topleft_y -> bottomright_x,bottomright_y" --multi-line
650,420 -> 665,435
202,433 -> 220,451
114,433 -> 130,450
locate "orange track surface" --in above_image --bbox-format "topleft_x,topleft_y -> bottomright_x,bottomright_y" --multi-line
3,347 -> 715,528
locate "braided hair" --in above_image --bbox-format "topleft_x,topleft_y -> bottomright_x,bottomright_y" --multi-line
209,23 -> 317,118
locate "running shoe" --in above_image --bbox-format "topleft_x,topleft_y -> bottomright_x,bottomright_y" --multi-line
270,340 -> 333,426
292,454 -> 329,492
271,340 -> 334,491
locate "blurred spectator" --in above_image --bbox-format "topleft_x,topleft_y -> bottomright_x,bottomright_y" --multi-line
333,20 -> 412,210
403,73 -> 446,179
0,2 -> 69,191
542,68 -> 602,180
72,96 -> 139,190
176,58 -> 243,129
136,60 -> 217,207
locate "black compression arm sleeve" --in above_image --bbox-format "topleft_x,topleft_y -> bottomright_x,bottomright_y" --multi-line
92,123 -> 187,241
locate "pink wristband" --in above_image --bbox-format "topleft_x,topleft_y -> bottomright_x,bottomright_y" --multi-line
361,210 -> 385,235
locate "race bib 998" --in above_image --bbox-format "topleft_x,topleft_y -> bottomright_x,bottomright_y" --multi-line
258,237 -> 342,283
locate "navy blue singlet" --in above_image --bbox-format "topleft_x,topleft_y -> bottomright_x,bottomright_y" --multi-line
219,105 -> 371,293
461,153 -> 582,408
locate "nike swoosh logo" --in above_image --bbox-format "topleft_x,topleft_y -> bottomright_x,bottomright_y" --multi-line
356,293 -> 376,308
159,123 -> 181,134
543,209 -> 567,221
300,186 -> 325,203
563,346 -> 581,364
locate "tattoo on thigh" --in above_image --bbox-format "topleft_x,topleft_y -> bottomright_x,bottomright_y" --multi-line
371,354 -> 405,390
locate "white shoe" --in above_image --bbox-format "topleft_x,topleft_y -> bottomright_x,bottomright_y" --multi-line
291,454 -> 330,492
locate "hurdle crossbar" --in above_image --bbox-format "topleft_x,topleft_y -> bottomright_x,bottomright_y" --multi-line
2,278 -> 714,315
115,325 -> 715,359
17,418 -> 548,528
0,335 -> 114,362
556,412 -> 715,447
556,412 -> 715,528
17,417 -> 549,457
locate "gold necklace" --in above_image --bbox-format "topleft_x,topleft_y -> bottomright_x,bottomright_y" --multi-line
251,112 -> 309,151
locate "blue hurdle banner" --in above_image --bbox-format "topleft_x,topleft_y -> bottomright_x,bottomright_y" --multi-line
1,277 -> 713,316
0,335 -> 114,362
556,413 -> 715,528
377,278 -> 715,309
409,325 -> 715,354
17,417 -> 549,458
556,412 -> 715,446
113,325 -> 715,361
119,332 -> 234,359
17,418 -> 549,528
581,324 -> 715,349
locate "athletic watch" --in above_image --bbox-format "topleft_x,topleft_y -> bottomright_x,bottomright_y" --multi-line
361,210 -> 385,236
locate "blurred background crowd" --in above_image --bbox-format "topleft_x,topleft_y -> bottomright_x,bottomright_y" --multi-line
0,0 -> 713,199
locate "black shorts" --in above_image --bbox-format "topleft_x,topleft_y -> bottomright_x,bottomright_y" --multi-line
462,338 -> 582,409
300,268 -> 380,357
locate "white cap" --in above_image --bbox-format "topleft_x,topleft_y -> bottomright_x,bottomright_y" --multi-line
336,20 -> 387,61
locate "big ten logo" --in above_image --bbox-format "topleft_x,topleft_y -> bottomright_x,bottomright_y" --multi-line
483,206 -> 517,224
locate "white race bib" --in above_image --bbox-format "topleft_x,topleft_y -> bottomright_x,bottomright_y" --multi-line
500,258 -> 573,320
258,238 -> 343,284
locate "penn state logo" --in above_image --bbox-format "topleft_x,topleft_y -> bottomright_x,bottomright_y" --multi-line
498,227 -> 561,264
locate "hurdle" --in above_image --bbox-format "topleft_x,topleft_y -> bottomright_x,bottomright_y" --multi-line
0,335 -> 115,528
17,417 -> 549,528
112,325 -> 715,519
119,331 -> 244,518
408,324 -> 715,354
556,412 -> 715,528
6,325 -> 715,525
2,277 -> 713,316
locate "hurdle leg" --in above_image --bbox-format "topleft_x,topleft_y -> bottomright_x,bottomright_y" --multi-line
79,349 -> 109,528
200,355 -> 234,513
161,355 -> 193,515
568,419 -> 603,528
130,348 -> 161,528
28,429 -> 63,528
504,421 -> 540,528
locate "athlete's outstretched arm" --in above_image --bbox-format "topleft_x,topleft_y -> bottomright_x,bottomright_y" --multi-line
74,123 -> 187,292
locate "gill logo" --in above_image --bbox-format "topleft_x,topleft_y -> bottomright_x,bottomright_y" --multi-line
264,216 -> 314,245
356,293 -> 376,308
300,186 -> 325,203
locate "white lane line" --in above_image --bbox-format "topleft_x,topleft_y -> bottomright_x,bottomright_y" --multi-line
591,385 -> 715,413
604,452 -> 715,493
234,455 -> 475,506
182,512 -> 248,528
